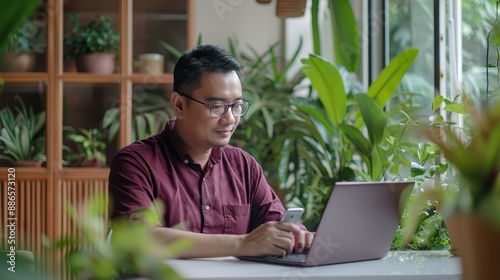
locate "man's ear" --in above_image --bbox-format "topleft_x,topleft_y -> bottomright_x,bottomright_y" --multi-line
171,92 -> 185,119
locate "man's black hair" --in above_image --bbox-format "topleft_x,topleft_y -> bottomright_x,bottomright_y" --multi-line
173,44 -> 243,95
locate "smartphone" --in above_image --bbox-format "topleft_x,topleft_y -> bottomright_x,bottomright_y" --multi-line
280,207 -> 304,224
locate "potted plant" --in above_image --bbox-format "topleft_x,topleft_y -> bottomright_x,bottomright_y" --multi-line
64,127 -> 107,167
0,95 -> 46,167
402,95 -> 500,280
63,13 -> 119,74
2,19 -> 46,72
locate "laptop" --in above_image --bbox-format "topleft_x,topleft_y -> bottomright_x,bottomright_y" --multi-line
237,181 -> 414,267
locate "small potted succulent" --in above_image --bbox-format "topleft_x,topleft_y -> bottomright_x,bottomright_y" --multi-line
63,13 -> 119,74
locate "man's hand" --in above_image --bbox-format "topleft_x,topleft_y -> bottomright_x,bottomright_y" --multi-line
289,225 -> 314,254
239,221 -> 314,257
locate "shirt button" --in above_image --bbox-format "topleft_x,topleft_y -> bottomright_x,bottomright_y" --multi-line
183,159 -> 188,164
205,205 -> 210,210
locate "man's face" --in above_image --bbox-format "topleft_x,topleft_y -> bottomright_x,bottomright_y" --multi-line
181,71 -> 243,149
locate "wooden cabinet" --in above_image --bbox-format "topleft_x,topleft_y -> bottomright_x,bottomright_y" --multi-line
0,0 -> 194,277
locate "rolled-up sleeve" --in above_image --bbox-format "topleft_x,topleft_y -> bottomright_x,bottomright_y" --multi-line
108,151 -> 157,224
248,159 -> 307,231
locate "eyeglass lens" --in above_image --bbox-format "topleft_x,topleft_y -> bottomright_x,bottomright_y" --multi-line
211,102 -> 249,117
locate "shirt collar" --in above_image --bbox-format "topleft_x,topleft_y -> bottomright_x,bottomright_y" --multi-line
162,119 -> 221,166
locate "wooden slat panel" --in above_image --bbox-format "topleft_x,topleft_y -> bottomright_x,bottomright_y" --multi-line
56,178 -> 109,279
0,179 -> 48,273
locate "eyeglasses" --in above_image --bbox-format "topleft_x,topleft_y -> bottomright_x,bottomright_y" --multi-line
179,93 -> 251,118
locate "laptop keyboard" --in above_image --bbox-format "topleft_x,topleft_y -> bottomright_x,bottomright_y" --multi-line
265,253 -> 307,262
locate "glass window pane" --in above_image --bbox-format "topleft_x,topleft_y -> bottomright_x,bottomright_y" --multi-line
0,1 -> 48,73
130,83 -> 175,143
63,83 -> 119,167
63,1 -> 120,73
133,0 -> 188,74
0,82 -> 47,167
388,0 -> 435,112
461,0 -> 498,106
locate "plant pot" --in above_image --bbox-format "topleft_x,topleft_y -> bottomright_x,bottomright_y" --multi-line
442,212 -> 462,256
456,213 -> 500,280
75,52 -> 115,74
2,52 -> 36,72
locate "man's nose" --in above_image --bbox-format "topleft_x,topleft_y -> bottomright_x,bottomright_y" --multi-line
220,107 -> 237,123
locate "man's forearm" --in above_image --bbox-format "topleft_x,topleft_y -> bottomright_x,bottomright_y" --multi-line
150,222 -> 312,259
150,227 -> 245,258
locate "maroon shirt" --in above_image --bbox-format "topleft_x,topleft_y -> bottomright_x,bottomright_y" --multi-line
108,119 -> 287,234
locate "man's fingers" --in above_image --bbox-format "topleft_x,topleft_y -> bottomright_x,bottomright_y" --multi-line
294,232 -> 305,253
273,239 -> 293,256
275,228 -> 295,255
274,221 -> 302,234
305,231 -> 315,248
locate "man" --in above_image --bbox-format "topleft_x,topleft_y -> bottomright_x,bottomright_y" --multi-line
108,44 -> 314,258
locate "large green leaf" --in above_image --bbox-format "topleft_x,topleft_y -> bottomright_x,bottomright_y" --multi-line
291,98 -> 334,135
134,115 -> 147,140
338,124 -> 372,157
355,94 -> 387,145
329,0 -> 359,72
368,48 -> 420,107
371,145 -> 387,180
301,54 -> 347,125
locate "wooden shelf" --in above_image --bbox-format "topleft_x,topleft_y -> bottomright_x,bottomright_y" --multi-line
0,73 -> 49,82
60,167 -> 110,179
61,73 -> 122,83
0,167 -> 48,179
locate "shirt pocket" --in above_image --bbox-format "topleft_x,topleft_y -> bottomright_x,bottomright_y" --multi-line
222,204 -> 251,234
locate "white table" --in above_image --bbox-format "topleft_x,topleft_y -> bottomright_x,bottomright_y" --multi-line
168,250 -> 461,280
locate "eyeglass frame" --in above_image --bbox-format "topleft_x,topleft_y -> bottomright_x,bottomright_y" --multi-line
178,92 -> 251,118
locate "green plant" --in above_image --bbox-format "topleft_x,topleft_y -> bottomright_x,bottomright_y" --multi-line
6,19 -> 46,53
102,89 -> 174,143
387,121 -> 453,250
227,37 -> 306,190
424,97 -> 500,227
0,95 -> 46,164
398,94 -> 500,244
63,13 -> 119,60
310,0 -> 359,72
266,49 -> 418,229
65,127 -> 107,167
47,195 -> 189,280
